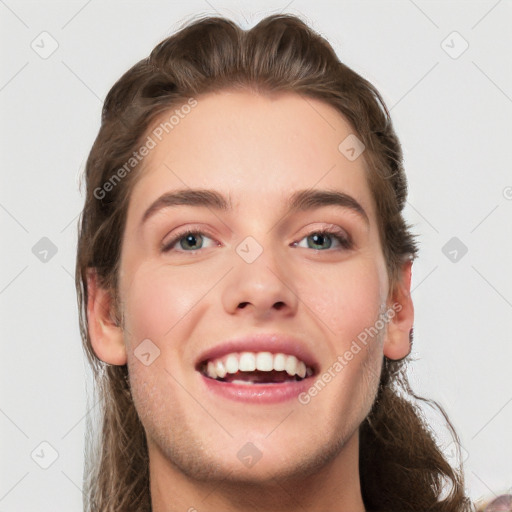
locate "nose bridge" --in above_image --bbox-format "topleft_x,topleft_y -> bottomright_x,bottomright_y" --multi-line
223,232 -> 298,316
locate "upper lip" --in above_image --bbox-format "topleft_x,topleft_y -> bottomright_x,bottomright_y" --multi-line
195,333 -> 319,373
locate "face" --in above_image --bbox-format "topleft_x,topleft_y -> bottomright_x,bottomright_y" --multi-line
115,90 -> 396,483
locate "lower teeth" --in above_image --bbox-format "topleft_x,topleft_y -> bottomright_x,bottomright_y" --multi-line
231,379 -> 256,385
216,376 -> 303,384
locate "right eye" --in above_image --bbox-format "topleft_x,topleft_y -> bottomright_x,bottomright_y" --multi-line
161,229 -> 218,253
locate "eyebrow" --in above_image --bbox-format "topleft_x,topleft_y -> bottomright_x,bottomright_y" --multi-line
140,188 -> 370,227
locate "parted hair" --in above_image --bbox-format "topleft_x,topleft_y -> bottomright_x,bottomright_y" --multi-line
76,13 -> 473,511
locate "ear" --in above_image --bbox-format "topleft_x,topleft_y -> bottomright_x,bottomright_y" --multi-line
86,268 -> 127,365
383,258 -> 414,360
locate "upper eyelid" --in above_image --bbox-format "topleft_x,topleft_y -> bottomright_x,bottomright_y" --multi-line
163,223 -> 348,241
163,220 -> 350,237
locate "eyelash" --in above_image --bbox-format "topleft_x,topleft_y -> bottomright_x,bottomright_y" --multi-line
161,226 -> 353,253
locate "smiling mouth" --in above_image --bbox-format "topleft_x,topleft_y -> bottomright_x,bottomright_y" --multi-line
198,351 -> 315,385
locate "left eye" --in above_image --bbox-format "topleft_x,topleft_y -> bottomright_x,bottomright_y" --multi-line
294,229 -> 352,250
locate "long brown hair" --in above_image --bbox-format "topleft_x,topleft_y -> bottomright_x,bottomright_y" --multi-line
76,13 -> 474,511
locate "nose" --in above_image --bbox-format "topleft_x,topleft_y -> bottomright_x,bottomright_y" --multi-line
221,241 -> 299,321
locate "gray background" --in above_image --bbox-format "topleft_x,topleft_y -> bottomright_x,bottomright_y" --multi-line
1,0 -> 511,510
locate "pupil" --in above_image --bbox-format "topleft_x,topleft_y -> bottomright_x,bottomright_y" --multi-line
310,233 -> 330,249
183,233 -> 201,250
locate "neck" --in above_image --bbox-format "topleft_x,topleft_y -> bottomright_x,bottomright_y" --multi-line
149,430 -> 366,512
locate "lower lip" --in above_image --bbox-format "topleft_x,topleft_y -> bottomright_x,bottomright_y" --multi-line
199,373 -> 313,404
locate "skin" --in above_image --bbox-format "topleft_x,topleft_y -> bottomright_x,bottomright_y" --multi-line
87,90 -> 414,511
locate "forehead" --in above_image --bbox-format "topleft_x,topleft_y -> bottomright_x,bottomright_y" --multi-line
127,90 -> 376,222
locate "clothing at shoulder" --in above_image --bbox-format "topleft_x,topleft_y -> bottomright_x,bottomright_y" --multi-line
478,494 -> 512,512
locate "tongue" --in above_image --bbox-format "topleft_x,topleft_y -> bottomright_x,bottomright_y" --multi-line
222,370 -> 297,383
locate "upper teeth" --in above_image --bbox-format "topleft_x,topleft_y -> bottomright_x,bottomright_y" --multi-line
203,352 -> 313,380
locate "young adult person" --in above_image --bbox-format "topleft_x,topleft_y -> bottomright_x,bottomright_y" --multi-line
76,13 -> 473,511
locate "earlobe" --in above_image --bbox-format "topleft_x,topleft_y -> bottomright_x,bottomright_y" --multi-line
383,259 -> 414,361
86,269 -> 127,365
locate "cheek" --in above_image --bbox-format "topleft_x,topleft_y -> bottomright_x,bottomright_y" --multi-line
121,263 -> 202,346
121,264 -> 195,430
304,259 -> 386,338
